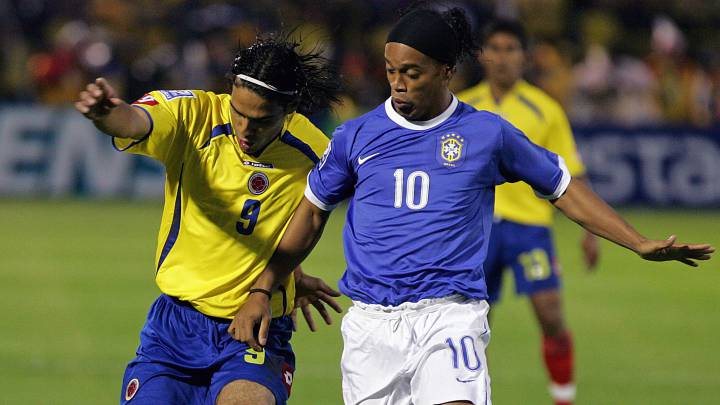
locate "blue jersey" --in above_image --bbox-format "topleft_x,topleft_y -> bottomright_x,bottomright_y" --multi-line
306,97 -> 570,305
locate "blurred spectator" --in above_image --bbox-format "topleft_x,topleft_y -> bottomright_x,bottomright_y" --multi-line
2,0 -> 720,128
529,38 -> 574,108
646,16 -> 713,127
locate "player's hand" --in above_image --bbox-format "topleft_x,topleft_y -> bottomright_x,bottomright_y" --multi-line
74,77 -> 123,121
581,231 -> 600,271
228,292 -> 272,351
636,235 -> 714,267
292,272 -> 342,332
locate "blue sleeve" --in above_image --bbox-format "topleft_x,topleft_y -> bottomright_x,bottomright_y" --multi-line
304,124 -> 355,210
496,118 -> 571,199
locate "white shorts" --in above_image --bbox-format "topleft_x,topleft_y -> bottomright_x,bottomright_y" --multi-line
340,295 -> 492,405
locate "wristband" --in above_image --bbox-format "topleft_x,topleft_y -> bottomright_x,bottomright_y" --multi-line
249,288 -> 273,300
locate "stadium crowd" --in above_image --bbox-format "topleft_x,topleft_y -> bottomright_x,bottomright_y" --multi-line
3,0 -> 720,132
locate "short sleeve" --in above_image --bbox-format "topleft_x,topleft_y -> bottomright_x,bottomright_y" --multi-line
112,91 -> 180,165
304,124 -> 355,210
497,117 -> 571,200
544,104 -> 586,177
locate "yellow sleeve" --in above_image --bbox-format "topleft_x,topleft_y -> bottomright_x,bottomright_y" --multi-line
288,113 -> 330,157
112,90 -> 190,165
545,102 -> 586,177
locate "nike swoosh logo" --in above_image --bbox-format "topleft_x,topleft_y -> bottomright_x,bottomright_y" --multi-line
456,377 -> 477,383
358,153 -> 380,165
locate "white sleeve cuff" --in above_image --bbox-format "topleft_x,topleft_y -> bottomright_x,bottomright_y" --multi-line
534,155 -> 571,200
304,182 -> 336,211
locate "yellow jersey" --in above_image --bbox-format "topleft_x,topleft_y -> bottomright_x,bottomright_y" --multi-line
458,80 -> 585,226
113,89 -> 328,319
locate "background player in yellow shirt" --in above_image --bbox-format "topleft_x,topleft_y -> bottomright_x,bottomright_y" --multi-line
458,19 -> 597,405
74,35 -> 342,405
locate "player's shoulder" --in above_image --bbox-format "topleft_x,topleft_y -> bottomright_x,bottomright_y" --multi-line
456,102 -> 503,127
286,112 -> 325,137
456,82 -> 489,106
141,89 -> 221,113
332,103 -> 385,139
453,103 -> 508,147
515,81 -> 564,116
284,112 -> 329,155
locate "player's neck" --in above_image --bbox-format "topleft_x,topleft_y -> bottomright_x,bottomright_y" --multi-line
418,91 -> 453,121
489,80 -> 518,104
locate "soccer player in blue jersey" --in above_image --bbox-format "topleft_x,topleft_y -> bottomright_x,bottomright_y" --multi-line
75,35 -> 343,405
231,8 -> 714,405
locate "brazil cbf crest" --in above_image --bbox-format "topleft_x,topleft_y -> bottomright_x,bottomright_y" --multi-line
436,133 -> 466,168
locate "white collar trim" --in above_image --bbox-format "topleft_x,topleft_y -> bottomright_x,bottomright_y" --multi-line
384,95 -> 458,130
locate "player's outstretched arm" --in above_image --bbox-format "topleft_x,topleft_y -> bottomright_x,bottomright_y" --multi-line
552,179 -> 714,267
74,77 -> 150,139
228,197 -> 334,350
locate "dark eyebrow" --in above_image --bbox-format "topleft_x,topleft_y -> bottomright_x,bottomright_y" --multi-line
384,59 -> 423,70
229,101 -> 275,121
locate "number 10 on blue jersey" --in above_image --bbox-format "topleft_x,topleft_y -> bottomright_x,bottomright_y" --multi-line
393,169 -> 430,210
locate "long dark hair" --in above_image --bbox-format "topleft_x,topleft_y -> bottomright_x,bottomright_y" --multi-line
229,33 -> 342,115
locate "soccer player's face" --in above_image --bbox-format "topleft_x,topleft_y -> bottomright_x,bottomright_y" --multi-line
229,86 -> 287,154
481,32 -> 525,88
385,42 -> 452,121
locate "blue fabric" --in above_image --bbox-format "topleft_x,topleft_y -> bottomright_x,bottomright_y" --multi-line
308,101 -> 565,306
120,295 -> 294,405
483,219 -> 561,302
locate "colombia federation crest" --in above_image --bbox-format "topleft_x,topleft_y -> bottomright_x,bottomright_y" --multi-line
436,132 -> 466,168
248,172 -> 269,195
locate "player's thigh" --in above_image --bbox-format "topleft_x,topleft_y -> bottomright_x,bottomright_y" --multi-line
341,307 -> 412,405
411,301 -> 492,405
216,379 -> 275,405
507,224 -> 561,296
210,345 -> 294,405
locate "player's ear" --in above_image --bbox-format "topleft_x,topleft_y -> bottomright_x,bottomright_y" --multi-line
443,64 -> 456,82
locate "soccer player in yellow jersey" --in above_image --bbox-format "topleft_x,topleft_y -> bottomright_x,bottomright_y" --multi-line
458,20 -> 596,405
74,35 -> 342,405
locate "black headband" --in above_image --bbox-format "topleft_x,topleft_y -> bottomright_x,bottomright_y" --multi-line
386,9 -> 458,66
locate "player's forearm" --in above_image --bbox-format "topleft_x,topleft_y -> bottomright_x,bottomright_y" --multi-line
575,176 -> 596,239
252,198 -> 330,291
552,179 -> 647,253
91,102 -> 150,140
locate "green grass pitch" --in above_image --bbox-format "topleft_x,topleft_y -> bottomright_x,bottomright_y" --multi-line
0,200 -> 718,404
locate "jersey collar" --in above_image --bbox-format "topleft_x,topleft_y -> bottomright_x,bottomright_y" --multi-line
384,95 -> 458,131
489,80 -> 525,105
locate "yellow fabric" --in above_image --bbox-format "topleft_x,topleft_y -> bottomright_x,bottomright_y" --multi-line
114,90 -> 329,319
458,80 -> 585,226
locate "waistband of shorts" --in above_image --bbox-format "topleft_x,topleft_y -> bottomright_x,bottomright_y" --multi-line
351,294 -> 482,314
161,294 -> 292,324
160,294 -> 229,323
